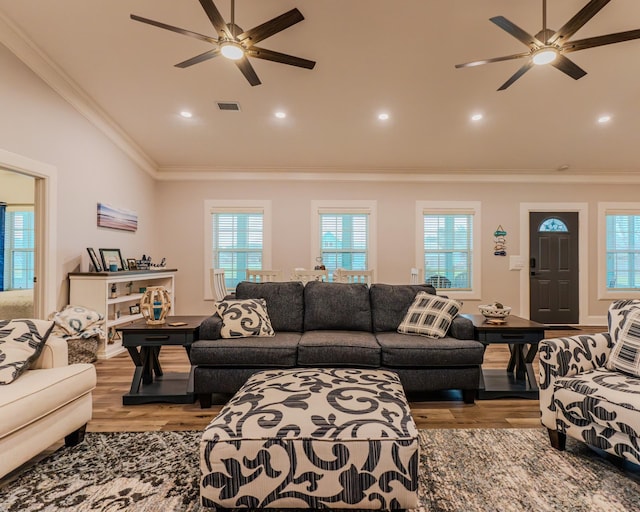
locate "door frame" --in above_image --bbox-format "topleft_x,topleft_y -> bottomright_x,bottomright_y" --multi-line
519,202 -> 588,324
0,148 -> 57,318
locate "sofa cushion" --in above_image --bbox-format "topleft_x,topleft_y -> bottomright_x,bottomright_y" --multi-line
397,293 -> 462,339
370,284 -> 437,332
189,332 -> 300,367
236,281 -> 304,332
607,299 -> 640,340
554,368 -> 640,434
297,331 -> 380,367
0,363 -> 96,439
607,308 -> 640,376
304,281 -> 372,331
216,298 -> 275,338
0,319 -> 54,385
376,332 -> 485,366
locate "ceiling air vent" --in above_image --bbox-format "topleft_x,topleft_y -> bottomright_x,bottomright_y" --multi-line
216,101 -> 241,112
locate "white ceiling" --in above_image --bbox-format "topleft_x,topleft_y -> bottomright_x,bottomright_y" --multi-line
1,0 -> 640,175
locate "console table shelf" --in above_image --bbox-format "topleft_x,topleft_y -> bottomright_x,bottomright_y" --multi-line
68,269 -> 177,359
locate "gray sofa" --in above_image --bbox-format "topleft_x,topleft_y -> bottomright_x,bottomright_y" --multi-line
190,281 -> 486,407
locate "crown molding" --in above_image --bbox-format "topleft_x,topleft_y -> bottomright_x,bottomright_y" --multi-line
155,167 -> 640,184
0,10 -> 158,178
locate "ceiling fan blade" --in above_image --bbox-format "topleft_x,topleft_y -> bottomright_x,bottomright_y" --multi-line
130,14 -> 218,45
198,0 -> 232,39
238,8 -> 304,47
247,46 -> 316,69
562,29 -> 640,53
547,0 -> 611,46
490,16 -> 542,47
497,61 -> 534,91
455,51 -> 530,69
235,57 -> 261,86
175,48 -> 221,68
551,54 -> 587,80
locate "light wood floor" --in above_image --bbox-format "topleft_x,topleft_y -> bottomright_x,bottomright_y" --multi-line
88,327 -> 605,432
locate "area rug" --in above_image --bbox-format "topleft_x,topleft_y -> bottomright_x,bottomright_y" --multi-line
1,429 -> 638,511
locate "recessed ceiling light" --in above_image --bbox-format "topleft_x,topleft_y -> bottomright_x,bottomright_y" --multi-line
275,111 -> 286,119
471,113 -> 483,121
180,111 -> 193,118
598,115 -> 611,124
378,113 -> 390,121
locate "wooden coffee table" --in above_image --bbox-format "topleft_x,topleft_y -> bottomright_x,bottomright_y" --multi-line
461,314 -> 545,399
117,315 -> 208,405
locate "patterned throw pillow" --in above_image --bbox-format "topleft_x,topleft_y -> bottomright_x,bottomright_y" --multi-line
50,305 -> 104,340
607,308 -> 640,377
216,298 -> 275,338
607,299 -> 640,340
0,319 -> 54,384
397,292 -> 462,339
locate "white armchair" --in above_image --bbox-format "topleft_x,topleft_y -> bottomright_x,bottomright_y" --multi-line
210,268 -> 230,301
0,334 -> 96,478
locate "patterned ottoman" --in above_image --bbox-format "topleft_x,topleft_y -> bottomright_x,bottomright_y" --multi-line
200,368 -> 419,510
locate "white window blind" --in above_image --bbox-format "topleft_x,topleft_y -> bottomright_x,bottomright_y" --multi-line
423,210 -> 473,290
319,210 -> 369,277
605,212 -> 640,290
211,210 -> 263,289
4,208 -> 34,290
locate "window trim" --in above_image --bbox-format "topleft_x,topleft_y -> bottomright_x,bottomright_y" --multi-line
203,199 -> 272,299
415,201 -> 481,300
598,202 -> 640,299
311,200 -> 377,274
4,205 -> 35,290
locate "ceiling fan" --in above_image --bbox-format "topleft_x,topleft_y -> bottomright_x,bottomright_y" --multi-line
455,0 -> 640,90
131,0 -> 315,86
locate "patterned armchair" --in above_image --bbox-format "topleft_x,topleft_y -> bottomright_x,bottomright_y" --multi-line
539,300 -> 640,464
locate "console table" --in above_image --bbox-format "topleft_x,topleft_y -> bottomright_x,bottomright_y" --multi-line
461,314 -> 545,399
117,315 -> 207,405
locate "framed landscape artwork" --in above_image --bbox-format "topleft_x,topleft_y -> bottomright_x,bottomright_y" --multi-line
97,202 -> 138,232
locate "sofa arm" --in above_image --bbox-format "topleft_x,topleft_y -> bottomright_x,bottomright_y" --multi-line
449,315 -> 474,340
32,335 -> 68,369
199,314 -> 223,340
538,332 -> 612,429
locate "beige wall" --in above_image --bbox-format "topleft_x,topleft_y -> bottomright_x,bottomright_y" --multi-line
0,170 -> 33,203
157,177 -> 638,324
0,44 -> 157,312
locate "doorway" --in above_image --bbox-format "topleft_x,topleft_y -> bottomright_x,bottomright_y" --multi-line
529,212 -> 579,324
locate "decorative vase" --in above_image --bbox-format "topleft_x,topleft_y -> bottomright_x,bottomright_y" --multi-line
140,286 -> 171,325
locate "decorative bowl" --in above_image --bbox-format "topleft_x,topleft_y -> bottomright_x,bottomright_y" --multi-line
478,304 -> 512,319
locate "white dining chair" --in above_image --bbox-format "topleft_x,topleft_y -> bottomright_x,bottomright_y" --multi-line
290,269 -> 329,285
210,268 -> 230,301
333,269 -> 375,286
246,270 -> 283,283
410,268 -> 424,285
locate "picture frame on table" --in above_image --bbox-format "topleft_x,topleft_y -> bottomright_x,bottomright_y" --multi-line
99,248 -> 125,272
86,247 -> 102,272
126,258 -> 137,270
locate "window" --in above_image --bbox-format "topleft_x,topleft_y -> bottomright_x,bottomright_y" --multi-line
416,201 -> 481,298
3,207 -> 34,290
539,218 -> 568,232
598,203 -> 640,298
204,200 -> 272,296
311,201 -> 376,279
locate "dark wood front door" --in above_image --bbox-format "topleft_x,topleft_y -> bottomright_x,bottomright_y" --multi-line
529,212 -> 579,324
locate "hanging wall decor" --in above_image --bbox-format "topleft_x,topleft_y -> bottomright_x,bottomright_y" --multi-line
97,202 -> 138,232
494,225 -> 507,256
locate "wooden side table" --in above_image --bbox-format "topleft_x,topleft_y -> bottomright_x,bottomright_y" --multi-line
461,314 -> 546,399
117,315 -> 208,405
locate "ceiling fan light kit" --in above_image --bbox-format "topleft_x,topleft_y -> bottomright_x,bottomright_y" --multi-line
456,0 -> 640,90
131,0 -> 316,86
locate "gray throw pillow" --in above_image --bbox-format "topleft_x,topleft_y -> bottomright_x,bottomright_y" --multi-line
397,292 -> 462,339
216,298 -> 275,338
0,319 -> 54,384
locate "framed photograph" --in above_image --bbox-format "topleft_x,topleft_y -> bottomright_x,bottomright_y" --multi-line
126,258 -> 137,270
86,247 -> 102,272
129,304 -> 141,315
99,248 -> 125,271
